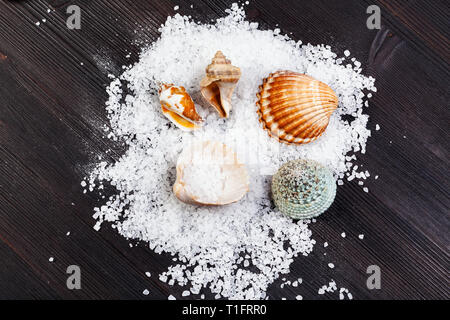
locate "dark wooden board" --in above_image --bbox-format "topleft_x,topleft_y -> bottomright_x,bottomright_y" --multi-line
0,0 -> 448,300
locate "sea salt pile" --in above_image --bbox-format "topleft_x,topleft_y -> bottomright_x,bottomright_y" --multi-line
86,3 -> 375,300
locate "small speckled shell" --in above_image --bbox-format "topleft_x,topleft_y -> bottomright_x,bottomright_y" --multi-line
272,159 -> 336,219
257,71 -> 338,145
200,51 -> 241,118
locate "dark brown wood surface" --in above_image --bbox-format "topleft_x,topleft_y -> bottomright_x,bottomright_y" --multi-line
0,0 -> 448,300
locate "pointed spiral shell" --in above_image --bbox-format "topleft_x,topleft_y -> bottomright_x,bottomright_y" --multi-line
200,51 -> 241,118
257,71 -> 338,145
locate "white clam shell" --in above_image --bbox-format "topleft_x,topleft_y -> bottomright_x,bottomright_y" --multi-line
173,140 -> 249,206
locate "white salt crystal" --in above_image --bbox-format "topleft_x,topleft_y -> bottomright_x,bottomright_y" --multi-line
324,242 -> 328,247
145,272 -> 151,277
363,187 -> 369,193
86,3 -> 376,300
80,181 -> 86,187
296,295 -> 303,300
344,50 -> 350,57
42,18 -> 46,23
49,257 -> 54,262
341,232 -> 346,238
358,234 -> 364,240
143,289 -> 149,295
174,5 -> 179,11
35,21 -> 40,26
328,263 -> 335,269
168,295 -> 176,300
375,124 -> 380,131
66,231 -> 70,236
182,290 -> 190,297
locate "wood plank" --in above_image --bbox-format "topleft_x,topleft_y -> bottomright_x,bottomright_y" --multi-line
0,0 -> 448,299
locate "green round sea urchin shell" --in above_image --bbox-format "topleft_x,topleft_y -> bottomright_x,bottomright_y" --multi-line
272,159 -> 336,219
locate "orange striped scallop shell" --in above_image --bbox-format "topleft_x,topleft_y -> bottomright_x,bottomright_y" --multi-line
256,71 -> 338,145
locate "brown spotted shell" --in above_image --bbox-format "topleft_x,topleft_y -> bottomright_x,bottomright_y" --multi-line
256,71 -> 338,145
200,51 -> 241,118
159,83 -> 203,131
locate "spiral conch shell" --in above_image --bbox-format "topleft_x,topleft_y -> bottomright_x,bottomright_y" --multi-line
257,71 -> 338,145
159,84 -> 203,131
173,140 -> 249,206
200,51 -> 241,118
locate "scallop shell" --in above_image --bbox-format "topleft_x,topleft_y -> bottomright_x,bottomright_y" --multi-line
272,159 -> 336,219
257,71 -> 338,145
173,140 -> 249,206
159,84 -> 203,131
200,51 -> 241,118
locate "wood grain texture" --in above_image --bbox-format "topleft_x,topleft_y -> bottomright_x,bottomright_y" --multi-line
0,0 -> 448,300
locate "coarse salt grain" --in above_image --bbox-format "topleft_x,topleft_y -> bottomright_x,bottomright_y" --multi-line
145,271 -> 151,277
182,290 -> 191,297
143,289 -> 149,295
358,234 -> 364,240
49,257 -> 54,262
86,3 -> 375,300
168,295 -> 176,300
328,263 -> 335,269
